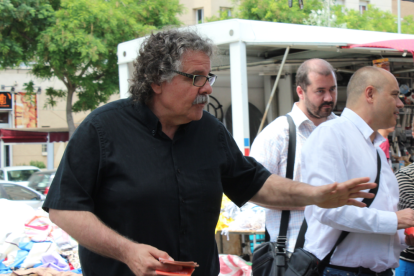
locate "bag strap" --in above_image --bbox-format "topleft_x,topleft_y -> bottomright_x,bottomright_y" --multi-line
285,114 -> 296,180
274,114 -> 296,251
318,150 -> 381,270
294,217 -> 307,250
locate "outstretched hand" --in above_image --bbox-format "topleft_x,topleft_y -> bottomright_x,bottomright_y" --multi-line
312,177 -> 376,208
124,244 -> 182,276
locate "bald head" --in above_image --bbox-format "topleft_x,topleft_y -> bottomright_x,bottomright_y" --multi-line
296,58 -> 336,90
346,66 -> 395,108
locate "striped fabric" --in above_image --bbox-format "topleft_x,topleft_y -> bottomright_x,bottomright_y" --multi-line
396,163 -> 414,263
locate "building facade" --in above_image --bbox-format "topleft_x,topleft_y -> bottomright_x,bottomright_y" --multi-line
178,0 -> 234,25
392,0 -> 414,19
0,67 -> 119,168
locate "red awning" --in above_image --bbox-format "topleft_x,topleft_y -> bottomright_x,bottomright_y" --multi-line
347,39 -> 414,61
0,128 -> 69,143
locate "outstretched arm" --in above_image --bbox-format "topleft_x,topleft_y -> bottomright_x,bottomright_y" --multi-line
250,174 -> 375,209
49,209 -> 180,276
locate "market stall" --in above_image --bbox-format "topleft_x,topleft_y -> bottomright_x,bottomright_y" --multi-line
0,201 -> 81,276
0,128 -> 69,170
118,20 -> 414,273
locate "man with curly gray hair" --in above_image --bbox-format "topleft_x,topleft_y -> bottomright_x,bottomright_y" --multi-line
129,30 -> 215,106
44,29 -> 377,276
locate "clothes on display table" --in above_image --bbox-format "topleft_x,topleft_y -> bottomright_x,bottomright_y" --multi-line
302,108 -> 405,273
43,98 -> 271,276
250,103 -> 336,252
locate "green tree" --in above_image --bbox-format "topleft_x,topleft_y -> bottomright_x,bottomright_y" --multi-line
402,15 -> 414,34
333,4 -> 397,32
303,0 -> 346,27
306,2 -> 414,34
236,0 -> 323,25
206,10 -> 234,22
1,0 -> 183,136
30,160 -> 46,168
0,0 -> 59,68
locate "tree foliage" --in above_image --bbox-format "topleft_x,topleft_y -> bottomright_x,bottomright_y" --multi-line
402,15 -> 414,34
0,0 -> 183,136
212,0 -> 324,24
206,10 -> 234,22
205,0 -> 414,34
333,4 -> 398,32
305,2 -> 414,34
0,0 -> 58,68
303,0 -> 345,27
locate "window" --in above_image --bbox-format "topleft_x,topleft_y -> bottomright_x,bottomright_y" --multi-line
220,7 -> 232,17
359,3 -> 367,13
28,172 -> 54,189
7,170 -> 40,182
42,144 -> 47,156
195,8 -> 204,24
1,184 -> 39,200
0,170 -> 4,180
0,113 -> 9,124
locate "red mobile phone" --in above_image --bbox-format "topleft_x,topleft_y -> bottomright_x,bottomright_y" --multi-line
405,227 -> 414,235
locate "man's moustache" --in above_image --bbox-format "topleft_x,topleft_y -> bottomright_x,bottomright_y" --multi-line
320,102 -> 334,108
193,94 -> 209,105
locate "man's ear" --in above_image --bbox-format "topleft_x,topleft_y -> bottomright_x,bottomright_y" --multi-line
364,86 -> 375,104
151,83 -> 162,95
297,86 -> 305,101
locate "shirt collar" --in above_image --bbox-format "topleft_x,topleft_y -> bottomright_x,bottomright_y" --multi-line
133,99 -> 192,138
134,100 -> 162,136
289,102 -> 337,128
341,108 -> 385,146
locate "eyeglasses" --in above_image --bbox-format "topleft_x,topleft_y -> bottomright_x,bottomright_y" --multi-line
172,70 -> 217,87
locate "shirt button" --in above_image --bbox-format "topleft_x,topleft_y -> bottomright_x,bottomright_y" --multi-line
177,169 -> 181,174
151,130 -> 155,136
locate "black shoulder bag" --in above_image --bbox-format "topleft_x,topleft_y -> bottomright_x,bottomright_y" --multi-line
252,114 -> 297,276
285,151 -> 381,276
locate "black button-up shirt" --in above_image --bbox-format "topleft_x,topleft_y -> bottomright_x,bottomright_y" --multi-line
43,98 -> 270,276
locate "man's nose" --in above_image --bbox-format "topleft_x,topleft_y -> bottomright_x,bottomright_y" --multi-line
200,81 -> 213,95
397,96 -> 404,109
324,91 -> 333,102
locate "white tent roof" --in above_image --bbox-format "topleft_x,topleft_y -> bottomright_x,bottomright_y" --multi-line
117,19 -> 414,152
118,19 -> 414,66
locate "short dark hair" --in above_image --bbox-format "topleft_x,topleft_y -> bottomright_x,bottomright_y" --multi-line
129,29 -> 216,104
295,59 -> 336,92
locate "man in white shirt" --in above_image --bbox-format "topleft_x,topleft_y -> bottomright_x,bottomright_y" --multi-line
250,58 -> 337,254
302,66 -> 414,276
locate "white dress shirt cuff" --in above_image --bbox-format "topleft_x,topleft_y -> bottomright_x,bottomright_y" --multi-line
377,211 -> 398,235
399,229 -> 408,249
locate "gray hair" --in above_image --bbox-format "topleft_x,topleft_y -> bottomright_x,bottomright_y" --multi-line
296,58 -> 336,92
129,29 -> 216,104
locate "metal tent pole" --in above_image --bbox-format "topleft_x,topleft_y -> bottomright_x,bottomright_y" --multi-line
257,47 -> 290,135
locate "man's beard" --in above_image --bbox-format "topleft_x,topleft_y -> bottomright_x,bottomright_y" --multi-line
306,100 -> 334,119
193,94 -> 209,105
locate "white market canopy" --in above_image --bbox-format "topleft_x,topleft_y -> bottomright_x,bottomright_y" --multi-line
117,19 -> 414,153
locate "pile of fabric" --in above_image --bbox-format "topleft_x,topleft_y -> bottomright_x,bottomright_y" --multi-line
0,199 -> 81,276
218,254 -> 251,276
215,195 -> 234,233
220,201 -> 265,238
